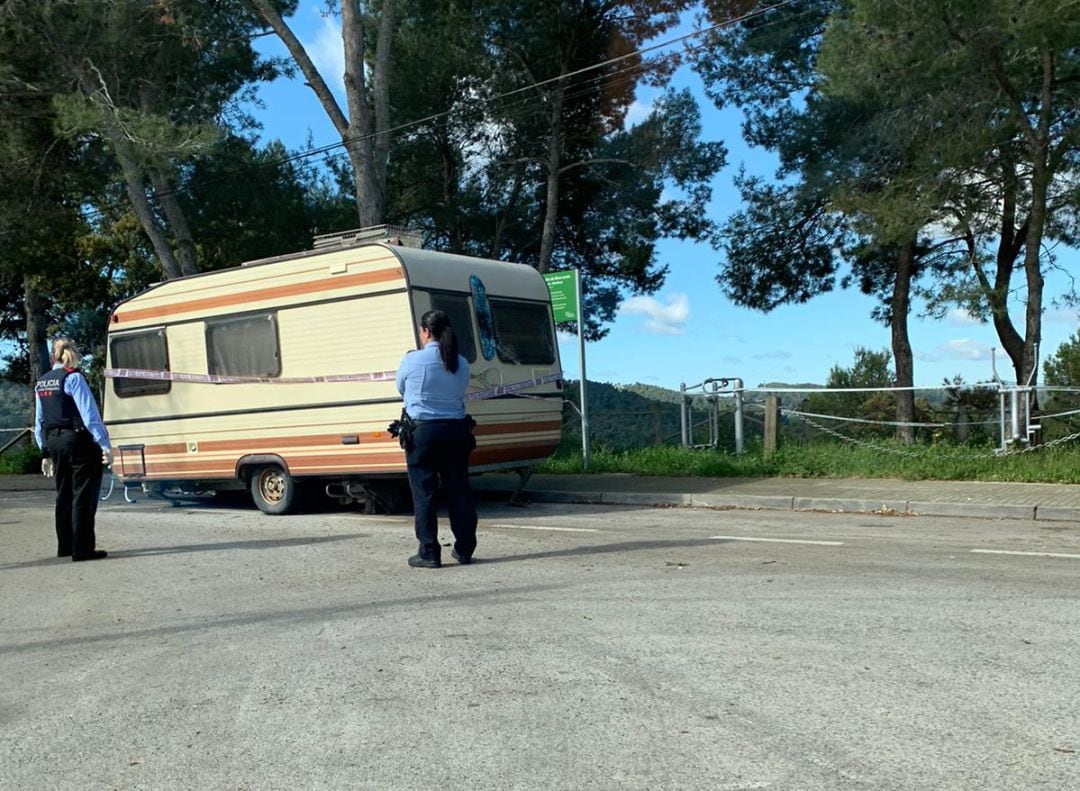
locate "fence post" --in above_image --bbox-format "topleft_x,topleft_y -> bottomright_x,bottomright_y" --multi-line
733,378 -> 744,455
710,380 -> 719,449
763,395 -> 780,458
680,382 -> 688,448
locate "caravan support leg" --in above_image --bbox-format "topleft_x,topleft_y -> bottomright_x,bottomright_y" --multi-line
509,466 -> 534,508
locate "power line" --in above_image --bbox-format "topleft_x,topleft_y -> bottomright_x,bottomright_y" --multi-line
78,0 -> 798,214
65,0 -> 794,229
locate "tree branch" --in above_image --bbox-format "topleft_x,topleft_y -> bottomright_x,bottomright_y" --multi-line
558,157 -> 634,175
248,0 -> 349,137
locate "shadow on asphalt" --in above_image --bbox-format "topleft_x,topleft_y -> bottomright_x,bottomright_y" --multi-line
0,582 -> 568,656
0,533 -> 370,572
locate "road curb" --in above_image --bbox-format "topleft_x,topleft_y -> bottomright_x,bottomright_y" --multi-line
497,487 -> 1080,523
1034,505 -> 1080,522
793,497 -> 910,515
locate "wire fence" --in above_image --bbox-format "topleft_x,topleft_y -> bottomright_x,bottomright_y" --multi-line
558,380 -> 1080,457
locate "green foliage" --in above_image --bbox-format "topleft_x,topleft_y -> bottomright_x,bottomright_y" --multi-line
385,0 -> 725,338
803,347 -> 895,434
540,440 -> 1080,484
1044,332 -> 1080,389
1043,331 -> 1080,438
0,440 -> 41,475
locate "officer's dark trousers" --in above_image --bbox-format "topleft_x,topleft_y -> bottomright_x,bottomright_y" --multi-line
45,428 -> 103,557
405,419 -> 477,562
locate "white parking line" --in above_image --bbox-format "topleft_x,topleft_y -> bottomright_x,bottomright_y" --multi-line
971,549 -> 1080,560
710,535 -> 844,546
487,524 -> 599,533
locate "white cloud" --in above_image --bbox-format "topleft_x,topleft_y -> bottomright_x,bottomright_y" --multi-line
306,15 -> 346,100
945,308 -> 981,326
618,293 -> 690,336
919,338 -> 993,363
624,99 -> 652,128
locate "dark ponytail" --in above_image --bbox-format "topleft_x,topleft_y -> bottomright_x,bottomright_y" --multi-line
420,309 -> 460,373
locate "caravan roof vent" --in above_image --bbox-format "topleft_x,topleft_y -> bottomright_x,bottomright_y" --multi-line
312,225 -> 422,250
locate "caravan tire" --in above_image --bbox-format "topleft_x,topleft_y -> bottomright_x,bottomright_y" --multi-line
250,464 -> 298,515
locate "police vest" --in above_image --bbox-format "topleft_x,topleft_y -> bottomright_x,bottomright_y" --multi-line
35,368 -> 86,432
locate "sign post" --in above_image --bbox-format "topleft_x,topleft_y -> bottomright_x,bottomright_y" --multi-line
543,270 -> 589,470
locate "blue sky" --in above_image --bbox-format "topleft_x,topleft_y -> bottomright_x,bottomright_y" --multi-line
245,3 -> 1079,392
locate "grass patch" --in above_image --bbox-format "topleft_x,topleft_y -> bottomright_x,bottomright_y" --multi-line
539,441 -> 1080,484
0,442 -> 41,475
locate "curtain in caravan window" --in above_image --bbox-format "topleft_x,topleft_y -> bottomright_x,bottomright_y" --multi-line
205,314 -> 280,377
427,292 -> 477,363
489,299 -> 556,365
111,330 -> 170,397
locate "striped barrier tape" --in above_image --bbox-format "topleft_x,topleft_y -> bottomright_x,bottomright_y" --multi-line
103,368 -> 562,400
464,372 -> 564,400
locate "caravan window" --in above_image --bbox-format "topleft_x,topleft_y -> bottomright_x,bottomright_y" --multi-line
111,329 -> 171,397
489,299 -> 556,365
206,313 -> 281,377
418,290 -> 477,363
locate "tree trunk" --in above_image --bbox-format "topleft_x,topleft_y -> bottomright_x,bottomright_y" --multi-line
24,276 -> 49,382
113,145 -> 184,280
538,82 -> 565,274
371,0 -> 396,215
75,67 -> 185,280
250,0 -> 392,228
149,170 -> 198,276
340,0 -> 378,227
983,158 -> 1027,383
891,237 -> 916,444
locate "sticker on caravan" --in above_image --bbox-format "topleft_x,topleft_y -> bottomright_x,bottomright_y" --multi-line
469,275 -> 497,361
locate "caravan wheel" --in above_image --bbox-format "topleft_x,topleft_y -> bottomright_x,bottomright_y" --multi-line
250,464 -> 298,515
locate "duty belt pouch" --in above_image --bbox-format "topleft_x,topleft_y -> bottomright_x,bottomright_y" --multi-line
387,409 -> 416,452
465,414 -> 477,452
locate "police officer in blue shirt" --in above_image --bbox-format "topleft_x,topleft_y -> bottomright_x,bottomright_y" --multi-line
34,338 -> 113,562
396,310 -> 478,568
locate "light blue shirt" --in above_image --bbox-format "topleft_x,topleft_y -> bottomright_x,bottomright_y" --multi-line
396,342 -> 470,420
34,364 -> 112,452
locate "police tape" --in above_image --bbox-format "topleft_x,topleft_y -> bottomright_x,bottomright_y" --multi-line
103,368 -> 396,385
102,368 -> 563,400
464,372 -> 563,400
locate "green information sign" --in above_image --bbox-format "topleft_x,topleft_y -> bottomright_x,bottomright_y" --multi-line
543,270 -> 578,322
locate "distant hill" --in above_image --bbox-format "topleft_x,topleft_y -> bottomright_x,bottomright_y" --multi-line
561,379 -> 758,451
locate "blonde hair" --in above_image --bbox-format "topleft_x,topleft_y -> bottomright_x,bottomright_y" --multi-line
51,337 -> 80,368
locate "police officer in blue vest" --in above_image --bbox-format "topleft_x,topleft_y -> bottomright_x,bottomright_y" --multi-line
396,310 -> 478,568
34,338 -> 113,562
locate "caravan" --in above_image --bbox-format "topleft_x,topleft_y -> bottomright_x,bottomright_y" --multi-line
102,234 -> 564,513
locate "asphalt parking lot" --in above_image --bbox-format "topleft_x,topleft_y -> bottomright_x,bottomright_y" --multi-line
2,487 -> 1078,791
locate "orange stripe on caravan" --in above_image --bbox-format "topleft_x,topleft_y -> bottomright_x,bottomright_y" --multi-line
140,421 -> 562,457
115,266 -> 405,324
139,450 -> 406,477
128,442 -> 557,479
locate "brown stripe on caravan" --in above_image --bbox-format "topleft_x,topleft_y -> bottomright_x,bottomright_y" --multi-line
115,266 -> 405,324
470,442 -> 559,467
474,419 -> 561,436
